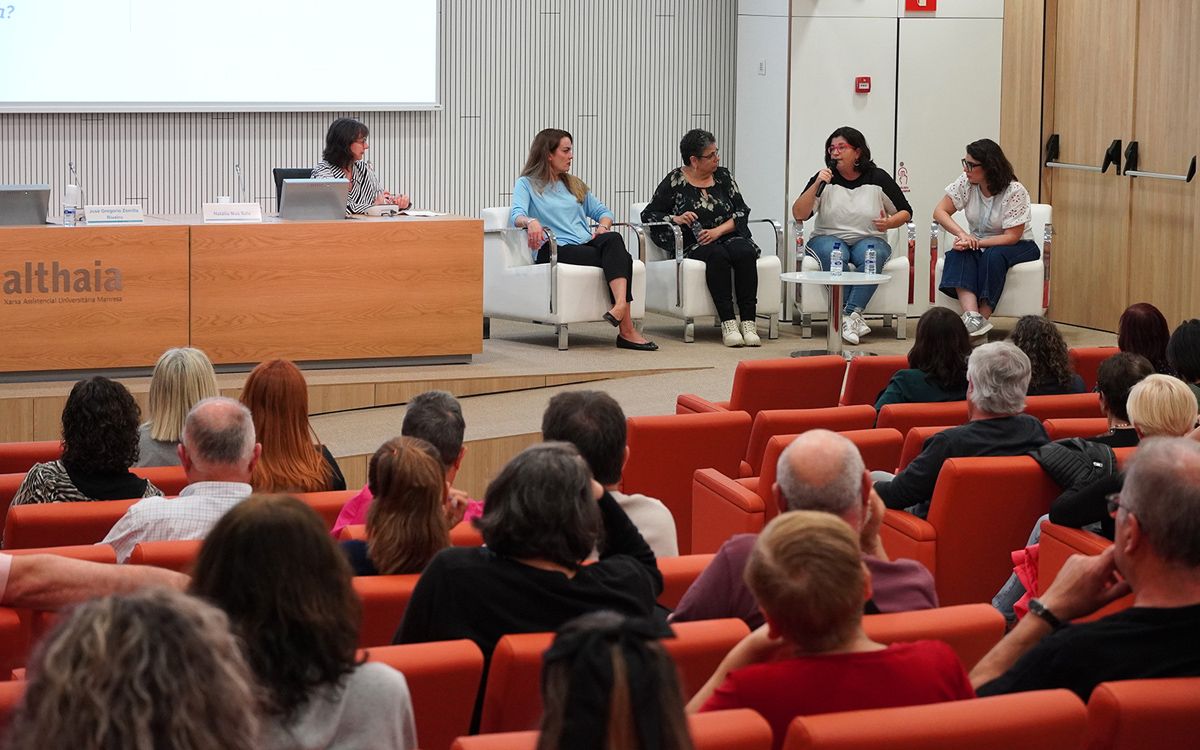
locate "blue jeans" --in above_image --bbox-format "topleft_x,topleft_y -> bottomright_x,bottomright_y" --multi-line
807,235 -> 891,314
939,239 -> 1039,309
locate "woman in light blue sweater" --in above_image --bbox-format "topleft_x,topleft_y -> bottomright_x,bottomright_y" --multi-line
511,128 -> 657,351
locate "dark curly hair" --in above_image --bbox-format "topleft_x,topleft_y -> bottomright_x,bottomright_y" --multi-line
824,126 -> 876,172
907,307 -> 971,390
965,138 -> 1017,196
1118,303 -> 1171,374
191,494 -> 361,720
679,128 -> 717,166
322,117 -> 369,170
1009,315 -> 1076,389
60,376 -> 141,476
1167,319 -> 1200,383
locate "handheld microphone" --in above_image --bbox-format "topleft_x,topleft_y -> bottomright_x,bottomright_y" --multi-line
815,155 -> 835,198
234,163 -> 245,201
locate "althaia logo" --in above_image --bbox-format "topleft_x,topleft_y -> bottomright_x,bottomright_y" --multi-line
3,261 -> 123,294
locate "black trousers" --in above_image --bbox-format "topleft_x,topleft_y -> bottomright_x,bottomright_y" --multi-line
536,231 -> 633,303
688,236 -> 759,321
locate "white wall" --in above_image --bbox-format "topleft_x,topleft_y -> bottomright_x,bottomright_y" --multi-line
0,0 -> 738,223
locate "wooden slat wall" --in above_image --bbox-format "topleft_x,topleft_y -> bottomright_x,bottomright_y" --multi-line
999,0 -> 1046,200
0,0 -> 737,224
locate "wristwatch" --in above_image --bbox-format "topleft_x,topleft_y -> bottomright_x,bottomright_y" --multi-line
1027,599 -> 1064,630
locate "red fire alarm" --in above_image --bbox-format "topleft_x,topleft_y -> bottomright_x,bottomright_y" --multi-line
905,0 -> 936,10
855,76 -> 871,94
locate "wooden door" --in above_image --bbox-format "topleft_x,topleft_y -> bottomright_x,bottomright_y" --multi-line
1045,0 -> 1137,329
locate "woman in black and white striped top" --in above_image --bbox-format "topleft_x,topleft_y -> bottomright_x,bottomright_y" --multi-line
311,118 -> 411,214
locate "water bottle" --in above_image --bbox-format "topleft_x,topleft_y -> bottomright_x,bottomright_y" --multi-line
865,243 -> 877,275
62,203 -> 77,227
690,220 -> 704,247
830,241 -> 843,277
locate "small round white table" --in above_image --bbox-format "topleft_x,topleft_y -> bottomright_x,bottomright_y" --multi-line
780,270 -> 892,358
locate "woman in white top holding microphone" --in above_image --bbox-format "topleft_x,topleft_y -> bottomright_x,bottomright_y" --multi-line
312,118 -> 411,214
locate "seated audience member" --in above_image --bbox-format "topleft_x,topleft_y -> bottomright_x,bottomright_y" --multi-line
12,376 -> 163,507
874,306 -> 970,411
672,430 -> 935,628
875,341 -> 1048,516
690,511 -> 973,750
340,437 -> 449,576
541,391 -> 678,557
102,397 -> 260,562
240,359 -> 346,493
1118,302 -> 1171,374
973,437 -> 1200,699
1087,352 -> 1154,449
539,611 -> 692,750
137,346 -> 220,467
1167,319 -> 1200,409
192,494 -> 417,749
1049,374 -> 1199,538
395,442 -> 662,659
332,390 -> 480,538
312,117 -> 411,213
5,588 -> 260,750
1009,315 -> 1085,395
0,551 -> 186,609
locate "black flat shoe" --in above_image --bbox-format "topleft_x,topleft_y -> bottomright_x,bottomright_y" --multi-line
603,312 -> 621,327
616,335 -> 658,351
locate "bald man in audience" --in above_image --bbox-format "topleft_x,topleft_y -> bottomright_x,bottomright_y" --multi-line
101,397 -> 260,562
972,437 -> 1200,699
672,429 -> 936,628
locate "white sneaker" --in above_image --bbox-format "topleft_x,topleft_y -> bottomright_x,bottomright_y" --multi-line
963,311 -> 993,338
841,316 -> 860,345
848,311 -> 871,337
740,320 -> 761,347
721,319 -> 744,347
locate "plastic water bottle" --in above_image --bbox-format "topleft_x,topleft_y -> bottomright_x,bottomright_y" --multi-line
830,241 -> 843,277
690,220 -> 704,246
62,203 -> 77,227
865,243 -> 877,275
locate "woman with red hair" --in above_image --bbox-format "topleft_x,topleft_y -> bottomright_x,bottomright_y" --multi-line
1118,302 -> 1171,374
240,360 -> 346,493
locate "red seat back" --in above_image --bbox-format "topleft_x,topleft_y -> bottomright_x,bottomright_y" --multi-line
4,499 -> 138,549
352,574 -> 421,648
451,709 -> 773,750
876,401 -> 968,438
1042,418 -> 1111,441
727,357 -> 848,416
897,425 -> 954,472
1024,392 -> 1104,421
132,465 -> 188,495
840,428 -> 904,474
841,355 -> 909,406
1037,521 -> 1132,622
0,442 -> 61,475
1084,677 -> 1200,750
743,406 -> 877,476
658,554 -> 715,610
0,680 -> 23,737
293,490 -> 358,529
127,539 -> 203,573
1068,346 -> 1118,392
862,603 -> 1006,672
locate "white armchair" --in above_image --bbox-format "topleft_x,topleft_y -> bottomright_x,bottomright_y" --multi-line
481,206 -> 646,350
790,222 -> 916,339
628,202 -> 781,343
930,204 -> 1052,317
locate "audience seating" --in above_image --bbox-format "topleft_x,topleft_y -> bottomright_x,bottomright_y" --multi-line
841,428 -> 904,474
1025,392 -> 1104,421
480,206 -> 646,351
1043,418 -> 1111,442
740,405 -> 878,477
896,425 -> 954,472
339,521 -> 484,548
479,618 -> 750,734
127,539 -> 202,572
931,204 -> 1053,318
0,679 -> 23,734
1037,521 -> 1133,622
861,603 -> 1006,672
880,455 -> 1063,605
362,641 -> 485,750
676,357 -> 847,418
6,544 -> 116,563
353,574 -> 420,648
0,442 -> 61,475
782,689 -> 1085,750
292,490 -> 356,528
452,710 -> 773,750
1069,346 -> 1119,392
132,465 -> 189,495
840,355 -> 910,407
0,608 -> 25,679
0,474 -> 22,516
630,201 -> 782,344
1084,677 -> 1200,750
875,401 -> 968,439
624,411 -> 753,555
659,554 -> 715,610
4,499 -> 137,549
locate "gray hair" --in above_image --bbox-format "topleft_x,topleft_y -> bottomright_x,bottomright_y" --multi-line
967,341 -> 1031,415
1122,437 -> 1200,567
183,397 -> 256,465
402,390 -> 465,469
775,430 -> 865,517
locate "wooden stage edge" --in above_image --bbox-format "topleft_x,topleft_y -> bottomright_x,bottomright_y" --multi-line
0,365 -> 703,444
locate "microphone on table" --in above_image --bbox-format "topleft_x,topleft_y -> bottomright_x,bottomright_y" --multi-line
234,162 -> 245,202
815,155 -> 835,198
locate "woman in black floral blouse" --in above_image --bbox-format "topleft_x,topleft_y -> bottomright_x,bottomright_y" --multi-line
641,129 -> 762,347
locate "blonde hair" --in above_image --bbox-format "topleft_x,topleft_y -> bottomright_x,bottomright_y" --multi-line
147,347 -> 219,442
520,128 -> 589,203
6,588 -> 261,750
366,437 -> 450,574
745,511 -> 865,652
1128,374 -> 1199,437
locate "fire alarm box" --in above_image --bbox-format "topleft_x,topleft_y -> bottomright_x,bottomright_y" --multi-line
855,76 -> 871,94
905,0 -> 936,10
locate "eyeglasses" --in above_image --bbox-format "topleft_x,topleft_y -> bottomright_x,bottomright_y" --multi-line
699,148 -> 720,161
1106,492 -> 1129,517
828,144 -> 851,154
962,158 -> 983,170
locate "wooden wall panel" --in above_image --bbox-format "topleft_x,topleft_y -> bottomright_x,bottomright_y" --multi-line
1000,0 -> 1046,198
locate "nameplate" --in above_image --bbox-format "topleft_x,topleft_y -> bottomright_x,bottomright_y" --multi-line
202,203 -> 264,223
84,204 -> 145,224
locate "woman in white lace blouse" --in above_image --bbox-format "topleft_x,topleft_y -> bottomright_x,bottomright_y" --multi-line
311,118 -> 411,214
933,138 -> 1037,338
